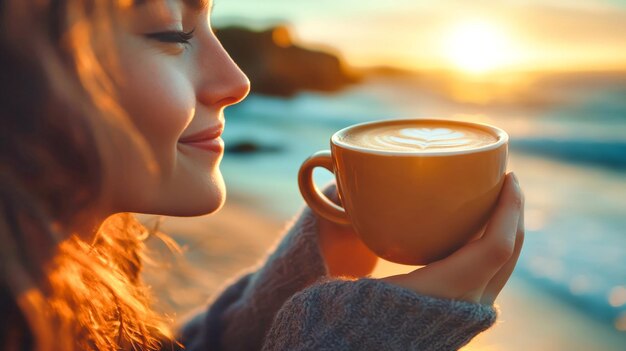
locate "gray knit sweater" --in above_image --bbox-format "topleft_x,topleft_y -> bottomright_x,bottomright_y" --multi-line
177,185 -> 497,350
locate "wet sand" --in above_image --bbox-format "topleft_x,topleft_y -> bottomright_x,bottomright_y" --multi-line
138,193 -> 626,351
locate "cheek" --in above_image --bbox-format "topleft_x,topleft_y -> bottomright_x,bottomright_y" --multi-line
117,58 -> 195,174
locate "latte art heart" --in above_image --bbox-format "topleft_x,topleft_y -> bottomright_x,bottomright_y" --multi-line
339,123 -> 498,153
382,128 -> 471,149
400,128 -> 466,141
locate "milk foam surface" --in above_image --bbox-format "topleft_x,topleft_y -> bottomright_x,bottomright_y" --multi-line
339,123 -> 498,153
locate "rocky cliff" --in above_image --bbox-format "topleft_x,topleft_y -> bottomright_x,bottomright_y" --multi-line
216,25 -> 361,97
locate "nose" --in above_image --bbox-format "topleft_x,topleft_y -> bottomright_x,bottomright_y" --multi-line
196,36 -> 251,109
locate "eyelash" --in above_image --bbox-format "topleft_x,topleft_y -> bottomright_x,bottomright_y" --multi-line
145,28 -> 196,46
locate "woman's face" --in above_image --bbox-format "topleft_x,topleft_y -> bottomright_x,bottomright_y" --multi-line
96,0 -> 249,217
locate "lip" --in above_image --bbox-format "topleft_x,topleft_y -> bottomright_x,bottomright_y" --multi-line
179,124 -> 225,153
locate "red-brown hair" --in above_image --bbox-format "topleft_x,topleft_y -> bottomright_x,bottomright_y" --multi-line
0,0 -> 175,350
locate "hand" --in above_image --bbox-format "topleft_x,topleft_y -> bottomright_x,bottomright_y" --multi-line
315,184 -> 378,278
382,172 -> 525,305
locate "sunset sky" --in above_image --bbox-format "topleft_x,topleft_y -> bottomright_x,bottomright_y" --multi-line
213,0 -> 626,73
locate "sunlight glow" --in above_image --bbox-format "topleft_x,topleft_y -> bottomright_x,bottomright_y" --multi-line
443,20 -> 514,74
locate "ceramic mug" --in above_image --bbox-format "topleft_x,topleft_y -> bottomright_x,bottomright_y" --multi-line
298,118 -> 509,265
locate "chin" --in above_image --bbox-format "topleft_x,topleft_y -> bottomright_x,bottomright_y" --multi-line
181,192 -> 225,218
201,188 -> 226,215
130,169 -> 227,217
160,193 -> 225,217
176,176 -> 226,217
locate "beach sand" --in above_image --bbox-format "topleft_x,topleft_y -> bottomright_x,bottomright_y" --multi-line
138,193 -> 626,350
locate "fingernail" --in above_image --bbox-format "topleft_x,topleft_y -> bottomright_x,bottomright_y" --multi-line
510,173 -> 522,196
510,172 -> 519,186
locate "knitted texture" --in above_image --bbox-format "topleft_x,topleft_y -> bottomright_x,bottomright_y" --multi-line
262,278 -> 497,351
179,183 -> 498,350
180,186 -> 334,350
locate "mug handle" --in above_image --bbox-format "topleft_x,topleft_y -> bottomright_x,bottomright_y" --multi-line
298,150 -> 351,225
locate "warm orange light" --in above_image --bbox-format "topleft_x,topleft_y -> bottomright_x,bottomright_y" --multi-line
443,20 -> 515,74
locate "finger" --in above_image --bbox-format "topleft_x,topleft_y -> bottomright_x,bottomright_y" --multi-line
319,182 -> 352,227
318,214 -> 378,277
321,181 -> 341,205
399,173 -> 523,298
317,182 -> 378,277
480,195 -> 525,304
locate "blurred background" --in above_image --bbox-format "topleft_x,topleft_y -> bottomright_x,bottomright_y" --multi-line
142,1 -> 626,350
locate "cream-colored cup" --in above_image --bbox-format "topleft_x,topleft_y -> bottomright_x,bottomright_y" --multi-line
298,118 -> 509,265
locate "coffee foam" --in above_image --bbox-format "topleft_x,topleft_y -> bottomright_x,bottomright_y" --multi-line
337,122 -> 499,154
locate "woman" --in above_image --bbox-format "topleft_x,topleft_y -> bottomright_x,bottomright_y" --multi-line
0,0 -> 525,350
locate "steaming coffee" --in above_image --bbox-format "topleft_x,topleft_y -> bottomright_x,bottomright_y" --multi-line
298,118 -> 509,265
337,122 -> 498,153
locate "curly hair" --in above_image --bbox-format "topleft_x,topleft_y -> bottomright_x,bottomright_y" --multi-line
0,0 -> 175,350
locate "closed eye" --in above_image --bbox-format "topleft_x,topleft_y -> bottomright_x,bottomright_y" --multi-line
144,28 -> 196,45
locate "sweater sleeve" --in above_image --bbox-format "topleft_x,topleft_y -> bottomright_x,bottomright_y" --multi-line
262,278 -> 498,351
177,183 -> 498,350
177,185 -> 336,351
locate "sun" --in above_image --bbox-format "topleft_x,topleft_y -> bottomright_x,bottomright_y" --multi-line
443,20 -> 513,74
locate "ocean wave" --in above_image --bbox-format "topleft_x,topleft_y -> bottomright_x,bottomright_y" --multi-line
511,138 -> 626,170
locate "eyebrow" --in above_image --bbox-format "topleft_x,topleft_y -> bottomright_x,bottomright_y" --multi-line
133,0 -> 213,13
183,0 -> 211,12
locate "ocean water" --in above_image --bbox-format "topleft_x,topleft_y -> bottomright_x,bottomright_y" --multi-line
219,76 -> 626,333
